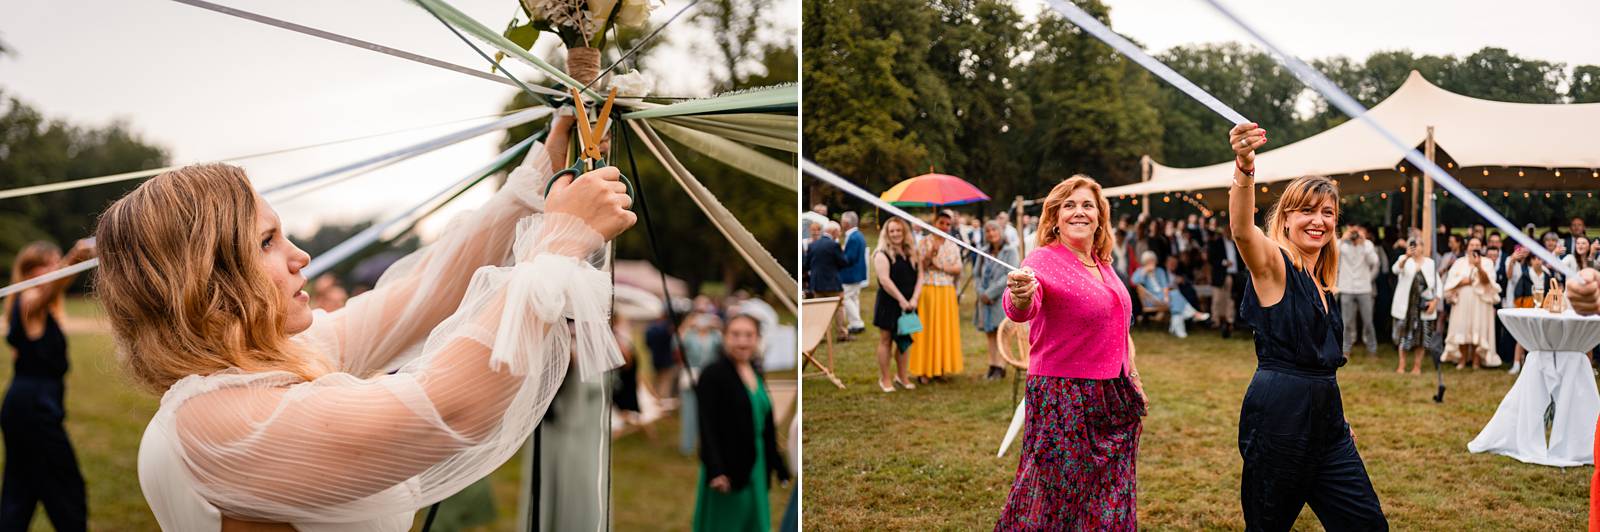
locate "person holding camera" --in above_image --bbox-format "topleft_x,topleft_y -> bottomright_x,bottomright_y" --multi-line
1337,225 -> 1381,356
1390,236 -> 1439,374
1442,237 -> 1501,369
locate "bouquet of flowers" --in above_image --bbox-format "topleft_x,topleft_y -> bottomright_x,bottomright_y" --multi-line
507,0 -> 661,84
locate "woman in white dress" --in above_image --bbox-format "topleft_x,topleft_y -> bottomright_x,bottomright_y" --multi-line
1442,237 -> 1500,369
93,115 -> 635,531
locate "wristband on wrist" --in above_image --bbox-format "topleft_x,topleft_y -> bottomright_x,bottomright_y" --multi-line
1236,161 -> 1255,178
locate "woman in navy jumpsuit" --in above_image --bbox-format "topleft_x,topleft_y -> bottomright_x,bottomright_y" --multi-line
1226,123 -> 1387,531
1,241 -> 92,532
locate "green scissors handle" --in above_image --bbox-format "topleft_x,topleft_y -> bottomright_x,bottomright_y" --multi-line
544,158 -> 635,199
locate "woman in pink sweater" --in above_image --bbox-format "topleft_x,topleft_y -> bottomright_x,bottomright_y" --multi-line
994,176 -> 1146,531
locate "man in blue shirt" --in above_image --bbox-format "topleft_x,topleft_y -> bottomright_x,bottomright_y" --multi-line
839,212 -> 870,335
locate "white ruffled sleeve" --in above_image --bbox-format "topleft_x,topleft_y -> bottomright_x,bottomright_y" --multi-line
158,167 -> 625,523
295,144 -> 561,378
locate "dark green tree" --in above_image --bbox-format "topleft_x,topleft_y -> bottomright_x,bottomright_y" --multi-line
1014,3 -> 1161,189
1157,43 -> 1309,168
0,93 -> 169,270
924,0 -> 1032,211
1568,65 -> 1600,103
802,0 -> 930,192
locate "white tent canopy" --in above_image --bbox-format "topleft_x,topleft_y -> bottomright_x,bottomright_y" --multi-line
1104,71 -> 1600,206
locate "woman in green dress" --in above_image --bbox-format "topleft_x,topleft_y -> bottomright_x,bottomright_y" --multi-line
693,313 -> 790,531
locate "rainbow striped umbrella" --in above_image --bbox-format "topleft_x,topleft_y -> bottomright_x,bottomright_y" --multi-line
879,173 -> 990,207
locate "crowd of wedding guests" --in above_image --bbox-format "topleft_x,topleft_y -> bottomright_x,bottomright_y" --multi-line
803,203 -> 1600,380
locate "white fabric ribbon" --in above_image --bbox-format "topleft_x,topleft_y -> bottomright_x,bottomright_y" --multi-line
490,210 -> 620,383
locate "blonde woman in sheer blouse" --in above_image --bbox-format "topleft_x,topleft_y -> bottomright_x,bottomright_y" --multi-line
94,115 -> 635,531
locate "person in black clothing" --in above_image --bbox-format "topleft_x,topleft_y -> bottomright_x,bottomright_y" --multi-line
1228,123 -> 1387,531
872,217 -> 922,392
693,313 -> 790,530
804,222 -> 850,340
2,240 -> 93,532
1209,225 -> 1244,337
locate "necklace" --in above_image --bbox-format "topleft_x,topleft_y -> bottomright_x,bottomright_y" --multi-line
1064,243 -> 1097,267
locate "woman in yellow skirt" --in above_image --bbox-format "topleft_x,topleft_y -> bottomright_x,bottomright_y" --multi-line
910,210 -> 965,382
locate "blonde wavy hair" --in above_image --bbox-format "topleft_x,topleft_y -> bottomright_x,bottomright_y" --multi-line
4,242 -> 66,324
1035,175 -> 1115,263
874,216 -> 917,263
95,163 -> 326,393
1265,175 -> 1341,289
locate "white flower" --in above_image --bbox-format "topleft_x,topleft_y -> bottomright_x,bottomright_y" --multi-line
610,70 -> 654,101
616,0 -> 660,28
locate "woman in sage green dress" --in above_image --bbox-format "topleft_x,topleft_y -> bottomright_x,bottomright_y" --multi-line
693,313 -> 790,531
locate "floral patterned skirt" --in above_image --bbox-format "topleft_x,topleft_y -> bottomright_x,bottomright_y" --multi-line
995,375 -> 1145,531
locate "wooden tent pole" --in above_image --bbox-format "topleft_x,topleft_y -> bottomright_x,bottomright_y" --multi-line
1140,155 -> 1152,218
1014,195 -> 1027,260
1423,126 -> 1436,256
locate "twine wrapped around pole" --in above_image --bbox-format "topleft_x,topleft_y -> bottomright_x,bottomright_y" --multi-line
566,47 -> 602,86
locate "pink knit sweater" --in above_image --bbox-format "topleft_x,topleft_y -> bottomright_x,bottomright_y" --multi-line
1002,244 -> 1133,379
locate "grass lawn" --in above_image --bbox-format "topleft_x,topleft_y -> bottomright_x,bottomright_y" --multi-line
0,298 -> 790,531
802,269 -> 1593,530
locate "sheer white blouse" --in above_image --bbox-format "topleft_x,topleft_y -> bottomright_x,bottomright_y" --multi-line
137,144 -> 622,531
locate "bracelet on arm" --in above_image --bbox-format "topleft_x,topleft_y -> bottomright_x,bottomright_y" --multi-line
1234,161 -> 1255,188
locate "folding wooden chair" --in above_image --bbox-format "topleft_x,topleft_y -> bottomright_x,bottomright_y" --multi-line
800,296 -> 846,389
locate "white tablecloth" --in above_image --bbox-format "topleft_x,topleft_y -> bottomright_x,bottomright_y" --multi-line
1467,308 -> 1600,466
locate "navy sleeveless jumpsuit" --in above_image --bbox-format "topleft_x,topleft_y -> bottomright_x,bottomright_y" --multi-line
1238,250 -> 1386,531
1,299 -> 88,531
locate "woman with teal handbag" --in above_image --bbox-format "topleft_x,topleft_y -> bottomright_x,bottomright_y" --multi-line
872,216 -> 923,393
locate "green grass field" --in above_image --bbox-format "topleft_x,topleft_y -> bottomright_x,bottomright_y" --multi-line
0,298 -> 790,531
802,271 -> 1593,531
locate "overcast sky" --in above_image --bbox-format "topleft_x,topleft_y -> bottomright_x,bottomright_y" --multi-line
0,0 -> 797,238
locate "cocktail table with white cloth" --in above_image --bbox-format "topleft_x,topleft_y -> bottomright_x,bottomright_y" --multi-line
1467,308 -> 1600,466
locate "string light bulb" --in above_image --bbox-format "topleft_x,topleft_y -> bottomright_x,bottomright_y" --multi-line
1483,169 -> 1490,176
1400,165 -> 1408,173
1362,174 -> 1370,182
1503,191 -> 1510,197
1400,186 -> 1407,193
1518,169 -> 1525,177
1195,192 -> 1204,200
1132,199 -> 1139,205
1447,162 -> 1454,169
1163,196 -> 1171,203
1555,169 -> 1562,177
1260,186 -> 1268,193
1481,190 -> 1488,196
1380,192 -> 1388,199
1524,192 -> 1531,198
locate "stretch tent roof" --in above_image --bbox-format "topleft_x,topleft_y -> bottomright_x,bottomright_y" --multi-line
1103,71 -> 1600,208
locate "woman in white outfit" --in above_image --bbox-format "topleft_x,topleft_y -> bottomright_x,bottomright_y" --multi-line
1390,236 -> 1439,374
95,115 -> 635,531
1441,237 -> 1500,370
